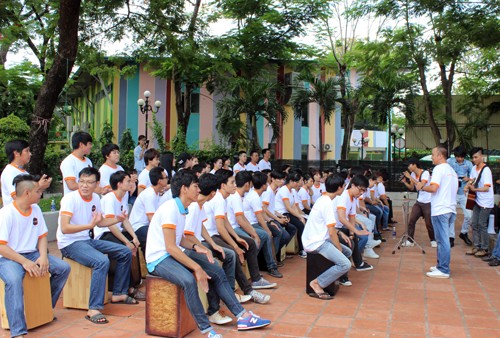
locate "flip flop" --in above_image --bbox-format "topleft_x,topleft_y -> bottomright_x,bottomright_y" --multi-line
308,292 -> 334,300
111,295 -> 139,305
85,313 -> 109,324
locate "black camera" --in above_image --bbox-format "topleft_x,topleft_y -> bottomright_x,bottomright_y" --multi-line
146,140 -> 150,146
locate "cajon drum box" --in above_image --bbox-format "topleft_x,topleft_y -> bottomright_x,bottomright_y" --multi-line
306,252 -> 340,296
0,274 -> 53,330
62,257 -> 109,309
286,234 -> 299,254
145,275 -> 197,337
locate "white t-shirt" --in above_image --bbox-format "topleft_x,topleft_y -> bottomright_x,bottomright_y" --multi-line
261,185 -> 277,214
134,145 -> 145,173
146,198 -> 187,264
0,203 -> 48,257
98,163 -> 124,190
1,164 -> 28,205
94,191 -> 129,239
412,170 -> 432,204
470,165 -> 494,208
159,189 -> 173,206
429,163 -> 458,216
226,191 -> 245,229
334,189 -> 357,229
57,190 -> 101,249
233,163 -> 246,173
302,195 -> 337,252
203,191 -> 226,237
275,185 -> 295,215
243,189 -> 263,225
129,186 -> 159,231
311,183 -> 326,204
60,154 -> 93,195
370,185 -> 380,199
246,162 -> 259,172
298,187 -> 311,210
184,202 -> 207,241
377,182 -> 387,198
258,159 -> 271,171
138,168 -> 151,190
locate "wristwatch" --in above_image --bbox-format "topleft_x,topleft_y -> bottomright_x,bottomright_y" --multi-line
192,243 -> 198,250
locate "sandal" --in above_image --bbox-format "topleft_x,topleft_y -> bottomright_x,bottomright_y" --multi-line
133,289 -> 146,301
111,295 -> 139,305
308,292 -> 333,300
85,313 -> 109,324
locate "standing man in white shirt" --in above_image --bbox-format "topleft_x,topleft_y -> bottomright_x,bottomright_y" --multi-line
416,145 -> 458,279
465,147 -> 494,258
257,148 -> 272,171
99,143 -> 137,196
246,150 -> 260,172
137,149 -> 160,194
233,151 -> 247,173
134,135 -> 147,174
60,131 -> 95,196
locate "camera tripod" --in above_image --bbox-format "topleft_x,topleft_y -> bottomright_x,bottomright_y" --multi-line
392,198 -> 426,255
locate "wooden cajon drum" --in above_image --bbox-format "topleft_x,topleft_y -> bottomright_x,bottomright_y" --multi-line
0,274 -> 53,330
280,245 -> 286,262
198,283 -> 208,312
139,250 -> 147,279
306,252 -> 339,296
62,257 -> 110,309
241,260 -> 251,280
145,275 -> 196,337
286,234 -> 299,254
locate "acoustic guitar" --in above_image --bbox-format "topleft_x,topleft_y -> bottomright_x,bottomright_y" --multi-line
465,178 -> 477,210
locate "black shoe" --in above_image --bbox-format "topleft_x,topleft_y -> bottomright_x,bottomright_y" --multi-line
482,255 -> 495,262
277,261 -> 285,267
488,258 -> 500,266
268,268 -> 283,278
459,233 -> 473,246
449,237 -> 455,248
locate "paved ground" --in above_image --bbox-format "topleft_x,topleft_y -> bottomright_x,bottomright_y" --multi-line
2,209 -> 500,337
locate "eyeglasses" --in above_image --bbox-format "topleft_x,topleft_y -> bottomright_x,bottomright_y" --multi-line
79,180 -> 97,186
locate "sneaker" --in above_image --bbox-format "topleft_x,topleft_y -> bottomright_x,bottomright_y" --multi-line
482,255 -> 495,262
368,239 -> 382,248
474,250 -> 488,257
488,258 -> 500,266
429,266 -> 437,272
466,248 -> 478,255
363,248 -> 380,259
450,237 -> 455,248
355,262 -> 373,271
251,277 -> 277,289
401,240 -> 414,247
430,241 -> 437,248
277,261 -> 285,267
426,269 -> 450,279
208,310 -> 233,325
249,290 -> 270,304
299,250 -> 307,258
267,268 -> 283,278
459,232 -> 473,246
339,276 -> 352,286
234,293 -> 252,303
207,330 -> 223,338
237,311 -> 271,330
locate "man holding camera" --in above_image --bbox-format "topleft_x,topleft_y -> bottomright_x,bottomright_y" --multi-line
134,135 -> 148,175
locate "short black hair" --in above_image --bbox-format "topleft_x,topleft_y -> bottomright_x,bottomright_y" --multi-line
453,145 -> 467,158
79,167 -> 100,182
261,148 -> 270,156
325,174 -> 344,193
470,147 -> 484,157
5,140 -> 29,163
349,175 -> 369,189
271,170 -> 286,180
138,135 -> 146,142
238,150 -> 247,157
407,157 -> 421,168
348,166 -> 364,179
302,173 -> 312,181
250,149 -> 259,157
198,173 -> 219,196
214,169 -> 233,186
150,166 -> 166,186
144,148 -> 160,165
101,143 -> 119,159
110,170 -> 130,190
171,169 -> 198,198
235,171 -> 253,188
192,164 -> 205,174
285,171 -> 302,184
281,164 -> 291,172
252,171 -> 268,190
261,169 -> 271,176
71,131 -> 93,150
13,174 -> 39,195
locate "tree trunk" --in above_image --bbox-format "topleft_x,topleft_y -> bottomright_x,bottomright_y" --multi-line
439,60 -> 456,150
173,76 -> 192,138
28,0 -> 81,175
417,62 -> 442,146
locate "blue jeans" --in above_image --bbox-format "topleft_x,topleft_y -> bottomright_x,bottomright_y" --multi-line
0,253 -> 70,337
269,220 -> 291,253
366,204 -> 382,233
355,224 -> 369,253
492,233 -> 500,259
432,213 -> 456,274
471,205 -> 492,250
456,194 -> 472,234
310,240 -> 352,288
237,225 -> 277,270
151,251 -> 245,334
380,205 -> 390,229
60,239 -> 132,310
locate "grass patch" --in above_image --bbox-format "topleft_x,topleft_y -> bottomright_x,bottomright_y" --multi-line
39,196 -> 63,212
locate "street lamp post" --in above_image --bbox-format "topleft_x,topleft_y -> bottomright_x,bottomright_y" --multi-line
137,90 -> 161,141
390,124 -> 405,160
352,128 -> 370,160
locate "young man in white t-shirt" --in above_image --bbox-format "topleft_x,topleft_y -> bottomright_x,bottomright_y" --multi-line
137,148 -> 160,194
233,151 -> 247,173
99,143 -> 137,196
246,150 -> 260,172
0,175 -> 70,337
257,148 -> 272,171
465,147 -> 494,257
57,167 -> 138,324
145,170 -> 271,337
402,158 -> 436,247
298,173 -> 313,214
310,169 -> 326,204
1,140 -> 52,206
416,146 -> 458,279
302,174 -> 352,299
133,135 -> 147,174
60,131 -> 96,196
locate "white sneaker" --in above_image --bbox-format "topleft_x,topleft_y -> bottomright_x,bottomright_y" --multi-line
401,240 -> 414,247
249,290 -> 270,304
431,241 -> 437,248
367,239 -> 382,248
426,269 -> 450,279
234,293 -> 252,303
430,266 -> 437,272
208,310 -> 233,325
363,247 -> 380,259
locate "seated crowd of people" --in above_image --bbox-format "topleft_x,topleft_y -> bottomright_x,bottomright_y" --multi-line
0,132 -> 409,338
